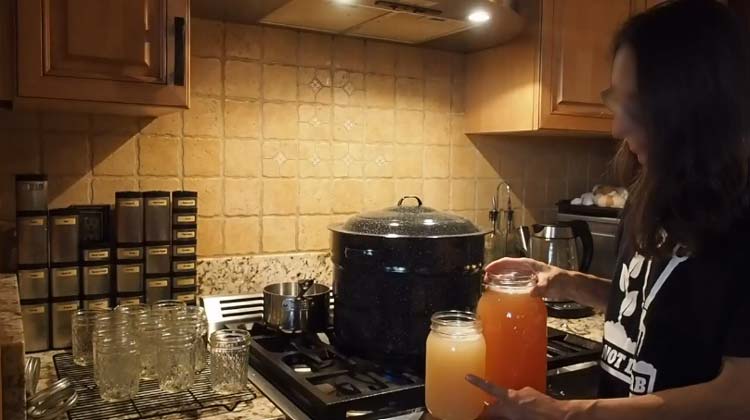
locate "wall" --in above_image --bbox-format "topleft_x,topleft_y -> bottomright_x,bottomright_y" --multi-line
0,19 -> 616,261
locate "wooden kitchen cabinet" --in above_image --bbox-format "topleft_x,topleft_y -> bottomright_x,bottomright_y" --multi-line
12,0 -> 189,115
466,0 -> 639,135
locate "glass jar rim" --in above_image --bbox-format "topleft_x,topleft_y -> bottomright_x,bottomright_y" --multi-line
486,268 -> 537,291
430,310 -> 482,335
210,329 -> 251,347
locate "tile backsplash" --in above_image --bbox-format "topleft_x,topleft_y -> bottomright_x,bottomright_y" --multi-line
0,19 -> 616,258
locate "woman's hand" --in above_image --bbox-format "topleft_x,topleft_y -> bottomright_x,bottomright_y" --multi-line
466,374 -> 577,420
484,257 -> 571,301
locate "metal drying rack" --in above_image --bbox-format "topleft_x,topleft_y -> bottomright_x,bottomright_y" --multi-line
53,353 -> 257,420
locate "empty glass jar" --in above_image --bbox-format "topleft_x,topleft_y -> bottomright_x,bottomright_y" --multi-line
157,327 -> 195,392
153,299 -> 187,325
181,305 -> 209,373
137,311 -> 160,380
71,309 -> 102,366
210,329 -> 251,394
94,326 -> 140,402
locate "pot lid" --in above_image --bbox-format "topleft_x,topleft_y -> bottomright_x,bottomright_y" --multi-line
330,196 -> 486,238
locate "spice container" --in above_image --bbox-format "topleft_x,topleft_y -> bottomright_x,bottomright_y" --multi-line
49,208 -> 79,264
172,289 -> 196,305
22,302 -> 50,352
82,264 -> 111,296
51,300 -> 80,349
82,297 -> 111,311
172,272 -> 196,289
17,211 -> 48,265
425,311 -> 486,420
116,245 -> 143,261
18,265 -> 48,300
172,191 -> 197,212
171,257 -> 196,274
209,329 -> 251,394
71,205 -> 110,244
173,243 -> 196,258
144,191 -> 171,242
15,174 -> 48,212
115,192 -> 143,244
172,212 -> 196,227
145,243 -> 171,274
116,262 -> 143,293
50,265 -> 80,298
116,294 -> 143,306
81,244 -> 111,262
145,276 -> 171,303
172,226 -> 196,243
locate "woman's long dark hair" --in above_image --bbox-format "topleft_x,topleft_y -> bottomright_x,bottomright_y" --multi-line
614,0 -> 750,256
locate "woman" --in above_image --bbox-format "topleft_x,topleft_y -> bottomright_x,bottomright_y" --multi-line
466,0 -> 750,418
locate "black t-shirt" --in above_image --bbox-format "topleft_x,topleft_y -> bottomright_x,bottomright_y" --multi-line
598,221 -> 750,397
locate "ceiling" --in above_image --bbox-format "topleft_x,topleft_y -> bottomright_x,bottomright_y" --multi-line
191,0 -> 525,52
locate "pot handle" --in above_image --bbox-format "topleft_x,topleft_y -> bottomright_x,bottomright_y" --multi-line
397,196 -> 423,207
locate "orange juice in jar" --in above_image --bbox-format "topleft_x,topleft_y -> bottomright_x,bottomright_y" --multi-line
477,269 -> 547,392
425,311 -> 486,420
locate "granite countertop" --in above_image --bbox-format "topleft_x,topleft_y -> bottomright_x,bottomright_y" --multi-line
31,313 -> 604,420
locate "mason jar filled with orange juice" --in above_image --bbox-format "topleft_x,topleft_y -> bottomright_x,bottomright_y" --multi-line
425,311 -> 486,420
477,269 -> 547,392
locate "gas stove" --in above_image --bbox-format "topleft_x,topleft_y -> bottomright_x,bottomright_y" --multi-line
202,294 -> 603,420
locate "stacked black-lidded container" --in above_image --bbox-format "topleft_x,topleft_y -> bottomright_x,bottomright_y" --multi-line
171,191 -> 197,304
114,192 -> 145,305
48,207 -> 81,349
16,175 -> 50,352
74,204 -> 113,312
144,191 -> 172,304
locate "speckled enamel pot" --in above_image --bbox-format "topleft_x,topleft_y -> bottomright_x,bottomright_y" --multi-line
329,196 -> 489,368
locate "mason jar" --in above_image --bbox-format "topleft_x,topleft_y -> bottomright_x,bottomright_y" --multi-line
94,327 -> 140,402
179,305 -> 209,373
209,329 -> 251,394
137,311 -> 160,380
425,311 -> 486,420
71,309 -> 103,366
157,327 -> 195,393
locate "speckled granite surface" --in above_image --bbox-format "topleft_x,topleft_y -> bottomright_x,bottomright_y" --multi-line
197,253 -> 333,297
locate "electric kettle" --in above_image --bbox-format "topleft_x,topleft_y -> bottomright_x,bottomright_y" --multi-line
518,221 -> 594,272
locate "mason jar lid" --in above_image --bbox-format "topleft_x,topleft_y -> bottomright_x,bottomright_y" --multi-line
330,196 -> 487,238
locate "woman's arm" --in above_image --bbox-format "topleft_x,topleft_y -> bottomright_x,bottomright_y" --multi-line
484,258 -> 612,311
570,356 -> 750,420
467,356 -> 750,420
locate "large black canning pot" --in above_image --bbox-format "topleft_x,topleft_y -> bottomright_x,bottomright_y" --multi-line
329,196 -> 488,369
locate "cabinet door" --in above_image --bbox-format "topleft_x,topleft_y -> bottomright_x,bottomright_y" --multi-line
538,0 -> 638,132
17,0 -> 188,110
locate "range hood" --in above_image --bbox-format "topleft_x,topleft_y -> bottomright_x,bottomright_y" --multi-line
192,0 -> 524,52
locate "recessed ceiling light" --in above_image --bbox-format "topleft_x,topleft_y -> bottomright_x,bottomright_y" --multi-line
467,9 -> 491,23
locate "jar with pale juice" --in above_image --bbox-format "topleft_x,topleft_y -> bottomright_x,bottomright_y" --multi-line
477,269 -> 547,392
425,311 -> 486,420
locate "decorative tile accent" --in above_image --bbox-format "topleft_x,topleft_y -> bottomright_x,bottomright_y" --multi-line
299,104 -> 331,140
332,143 -> 364,177
298,68 -> 332,103
333,106 -> 365,142
333,71 -> 365,106
262,140 -> 298,177
363,144 -> 394,177
299,141 -> 332,178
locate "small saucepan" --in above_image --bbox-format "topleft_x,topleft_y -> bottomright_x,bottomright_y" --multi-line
262,279 -> 331,333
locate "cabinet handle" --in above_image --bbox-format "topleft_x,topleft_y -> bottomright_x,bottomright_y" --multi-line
174,17 -> 186,86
